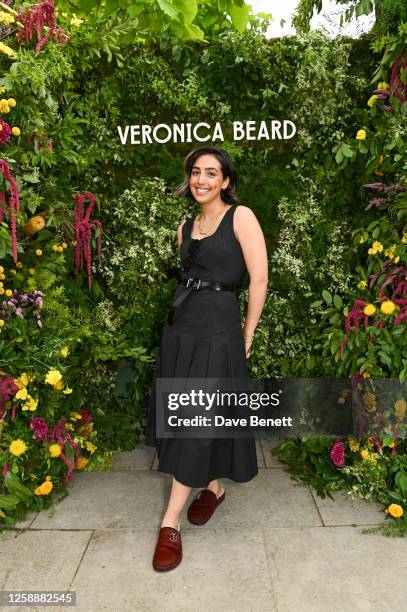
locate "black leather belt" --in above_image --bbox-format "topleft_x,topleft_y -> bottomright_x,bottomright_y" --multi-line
167,277 -> 238,325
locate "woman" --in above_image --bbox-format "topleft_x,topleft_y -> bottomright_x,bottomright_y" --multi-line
145,145 -> 268,571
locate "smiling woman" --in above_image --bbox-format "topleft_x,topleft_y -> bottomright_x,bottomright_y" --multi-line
145,145 -> 269,572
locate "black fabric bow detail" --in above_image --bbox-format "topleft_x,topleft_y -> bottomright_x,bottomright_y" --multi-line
183,238 -> 201,271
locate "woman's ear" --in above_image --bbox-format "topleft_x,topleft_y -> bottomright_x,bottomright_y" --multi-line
222,176 -> 230,190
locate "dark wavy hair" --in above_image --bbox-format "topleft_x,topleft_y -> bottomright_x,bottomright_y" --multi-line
174,146 -> 238,205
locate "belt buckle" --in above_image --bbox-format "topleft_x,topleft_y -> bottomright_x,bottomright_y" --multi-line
186,277 -> 193,287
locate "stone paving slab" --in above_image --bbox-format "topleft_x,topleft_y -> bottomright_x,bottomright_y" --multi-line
29,467 -> 321,532
311,488 -> 383,526
111,444 -> 156,470
66,527 -> 277,612
30,471 -> 172,531
203,469 -> 322,529
262,525 -> 407,612
0,529 -> 91,611
2,446 -> 404,612
259,437 -> 286,468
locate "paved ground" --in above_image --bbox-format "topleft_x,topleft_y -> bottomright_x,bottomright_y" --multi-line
1,438 -> 406,612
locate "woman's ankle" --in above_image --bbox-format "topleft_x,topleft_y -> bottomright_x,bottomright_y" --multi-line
161,516 -> 181,530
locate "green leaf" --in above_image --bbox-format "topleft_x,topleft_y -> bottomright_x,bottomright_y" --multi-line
333,295 -> 343,308
378,351 -> 392,367
21,174 -> 40,184
4,471 -> 33,502
76,0 -> 99,10
157,0 -> 178,18
358,141 -> 368,154
0,494 -> 20,510
341,143 -> 354,157
173,0 -> 198,23
322,290 -> 332,304
127,3 -> 144,17
229,2 -> 250,32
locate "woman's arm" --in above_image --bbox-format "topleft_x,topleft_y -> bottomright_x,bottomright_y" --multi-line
176,220 -> 186,250
234,206 -> 268,357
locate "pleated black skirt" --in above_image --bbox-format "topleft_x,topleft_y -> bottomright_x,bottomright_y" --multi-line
144,286 -> 258,488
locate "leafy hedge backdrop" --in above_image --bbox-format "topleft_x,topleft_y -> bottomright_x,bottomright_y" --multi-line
0,0 -> 406,535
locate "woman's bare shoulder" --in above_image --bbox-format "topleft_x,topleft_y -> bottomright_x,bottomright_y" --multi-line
234,205 -> 258,223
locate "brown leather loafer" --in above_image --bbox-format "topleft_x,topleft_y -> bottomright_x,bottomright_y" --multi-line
187,489 -> 225,525
152,526 -> 182,572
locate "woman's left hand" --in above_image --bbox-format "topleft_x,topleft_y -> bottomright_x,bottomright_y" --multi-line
244,336 -> 253,359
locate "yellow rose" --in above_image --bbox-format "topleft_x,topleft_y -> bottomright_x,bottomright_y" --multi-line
22,395 -> 38,411
5,289 -> 12,297
49,443 -> 62,457
35,249 -> 42,256
15,387 -> 28,400
363,304 -> 376,316
380,300 -> 395,315
0,273 -> 5,279
11,126 -> 20,136
0,319 -> 4,327
62,242 -> 68,249
0,266 -> 4,273
52,245 -> 59,252
45,369 -> 62,386
7,98 -> 16,107
9,439 -> 27,456
360,449 -> 370,460
57,246 -> 63,253
367,95 -> 377,107
385,504 -> 404,518
16,261 -> 23,268
53,380 -> 65,391
356,129 -> 366,140
10,269 -> 16,275
85,441 -> 97,454
0,42 -> 16,57
60,346 -> 70,358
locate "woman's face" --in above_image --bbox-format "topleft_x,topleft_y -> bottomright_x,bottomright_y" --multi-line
189,154 -> 230,205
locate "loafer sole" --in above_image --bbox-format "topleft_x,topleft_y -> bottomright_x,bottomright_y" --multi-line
153,552 -> 182,572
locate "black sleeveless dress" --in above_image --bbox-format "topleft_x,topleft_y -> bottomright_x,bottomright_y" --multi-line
144,204 -> 258,487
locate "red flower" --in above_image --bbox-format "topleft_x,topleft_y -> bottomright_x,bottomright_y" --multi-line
0,119 -> 11,143
330,440 -> 345,468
